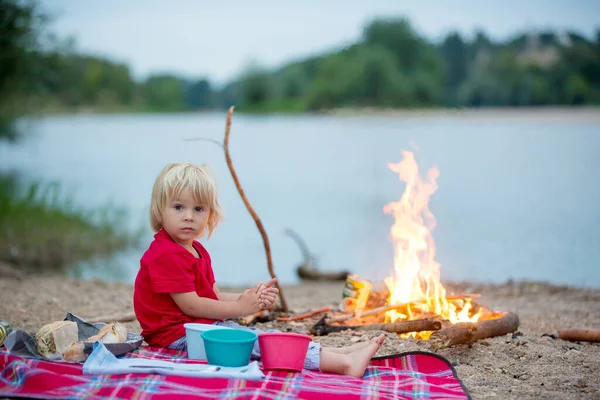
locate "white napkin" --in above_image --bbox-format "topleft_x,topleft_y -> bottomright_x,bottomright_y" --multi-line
83,342 -> 264,381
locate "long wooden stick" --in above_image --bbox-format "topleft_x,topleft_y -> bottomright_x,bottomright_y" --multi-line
557,329 -> 600,343
223,107 -> 288,313
428,311 -> 520,349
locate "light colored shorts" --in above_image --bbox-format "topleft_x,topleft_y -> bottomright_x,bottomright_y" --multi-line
168,320 -> 321,371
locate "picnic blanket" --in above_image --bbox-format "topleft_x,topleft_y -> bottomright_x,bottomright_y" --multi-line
0,345 -> 471,399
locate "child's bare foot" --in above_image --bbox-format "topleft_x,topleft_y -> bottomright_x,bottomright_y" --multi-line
345,334 -> 385,378
328,333 -> 386,354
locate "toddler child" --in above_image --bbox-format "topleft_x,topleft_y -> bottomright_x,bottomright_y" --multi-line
133,162 -> 384,377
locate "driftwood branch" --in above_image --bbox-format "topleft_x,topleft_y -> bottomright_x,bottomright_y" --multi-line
311,316 -> 441,336
239,310 -> 271,325
446,294 -> 480,300
297,265 -> 349,281
86,312 -> 137,324
557,329 -> 600,343
223,106 -> 288,313
284,228 -> 349,281
429,311 -> 520,349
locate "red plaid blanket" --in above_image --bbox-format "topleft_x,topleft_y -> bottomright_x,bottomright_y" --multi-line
0,346 -> 470,399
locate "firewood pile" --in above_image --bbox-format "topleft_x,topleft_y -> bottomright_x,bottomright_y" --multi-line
250,288 -> 522,350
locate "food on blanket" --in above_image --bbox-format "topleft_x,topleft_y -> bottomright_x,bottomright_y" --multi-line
62,322 -> 128,363
0,320 -> 12,346
35,321 -> 79,359
63,341 -> 87,363
87,322 -> 128,344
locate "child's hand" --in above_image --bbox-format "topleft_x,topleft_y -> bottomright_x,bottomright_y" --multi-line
236,283 -> 264,315
257,278 -> 279,310
260,287 -> 279,309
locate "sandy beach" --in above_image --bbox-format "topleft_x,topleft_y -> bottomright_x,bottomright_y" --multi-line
1,275 -> 599,400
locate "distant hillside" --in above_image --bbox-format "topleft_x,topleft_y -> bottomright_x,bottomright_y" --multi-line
15,18 -> 600,114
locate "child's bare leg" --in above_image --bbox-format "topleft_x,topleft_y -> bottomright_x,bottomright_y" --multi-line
318,334 -> 384,378
326,334 -> 386,354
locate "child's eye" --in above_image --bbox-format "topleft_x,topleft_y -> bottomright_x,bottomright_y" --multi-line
195,206 -> 204,212
174,204 -> 183,211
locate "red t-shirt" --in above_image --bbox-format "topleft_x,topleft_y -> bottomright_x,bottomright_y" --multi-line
133,229 -> 219,347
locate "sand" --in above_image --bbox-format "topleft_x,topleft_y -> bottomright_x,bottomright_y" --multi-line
0,275 -> 598,400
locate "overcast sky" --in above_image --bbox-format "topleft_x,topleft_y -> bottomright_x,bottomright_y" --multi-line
41,0 -> 599,85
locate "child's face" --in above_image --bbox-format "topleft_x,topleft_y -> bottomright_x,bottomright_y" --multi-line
161,187 -> 210,247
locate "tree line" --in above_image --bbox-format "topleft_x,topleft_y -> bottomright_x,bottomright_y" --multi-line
3,1 -> 600,135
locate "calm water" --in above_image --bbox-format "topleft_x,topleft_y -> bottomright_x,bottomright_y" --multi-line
2,112 -> 599,288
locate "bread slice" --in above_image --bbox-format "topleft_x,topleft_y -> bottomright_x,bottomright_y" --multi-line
35,321 -> 79,359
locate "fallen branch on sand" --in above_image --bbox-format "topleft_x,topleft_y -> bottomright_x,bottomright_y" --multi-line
239,310 -> 271,325
86,312 -> 137,324
554,329 -> 600,343
428,311 -> 520,349
277,306 -> 331,322
311,316 -> 441,336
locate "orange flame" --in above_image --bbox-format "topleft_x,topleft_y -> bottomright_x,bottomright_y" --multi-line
383,151 -> 481,327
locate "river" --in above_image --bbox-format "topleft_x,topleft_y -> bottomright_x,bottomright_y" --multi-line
2,110 -> 599,288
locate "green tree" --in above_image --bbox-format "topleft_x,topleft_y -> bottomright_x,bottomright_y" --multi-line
440,32 -> 469,105
0,0 -> 43,140
185,79 -> 213,109
141,74 -> 186,111
565,74 -> 590,105
239,67 -> 272,108
363,19 -> 422,72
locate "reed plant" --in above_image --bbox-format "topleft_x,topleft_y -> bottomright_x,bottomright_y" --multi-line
0,174 -> 143,273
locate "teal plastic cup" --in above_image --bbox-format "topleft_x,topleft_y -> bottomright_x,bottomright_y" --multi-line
201,329 -> 258,367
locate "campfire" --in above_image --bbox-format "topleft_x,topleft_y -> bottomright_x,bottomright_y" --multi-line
378,150 -> 482,338
305,151 -> 520,348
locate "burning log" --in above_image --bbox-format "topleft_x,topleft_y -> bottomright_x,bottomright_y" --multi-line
311,316 -> 441,336
556,329 -> 600,343
429,311 -> 520,349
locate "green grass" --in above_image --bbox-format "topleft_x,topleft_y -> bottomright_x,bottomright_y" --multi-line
0,174 -> 143,273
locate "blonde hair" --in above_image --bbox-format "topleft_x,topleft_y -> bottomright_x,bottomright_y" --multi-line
149,162 -> 223,238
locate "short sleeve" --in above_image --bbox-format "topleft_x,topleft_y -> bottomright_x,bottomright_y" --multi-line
147,252 -> 196,293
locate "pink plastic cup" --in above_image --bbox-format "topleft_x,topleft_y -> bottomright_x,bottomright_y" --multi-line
258,332 -> 312,371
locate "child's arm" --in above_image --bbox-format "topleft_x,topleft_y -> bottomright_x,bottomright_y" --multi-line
214,278 -> 277,302
171,283 -> 263,320
213,285 -> 242,302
